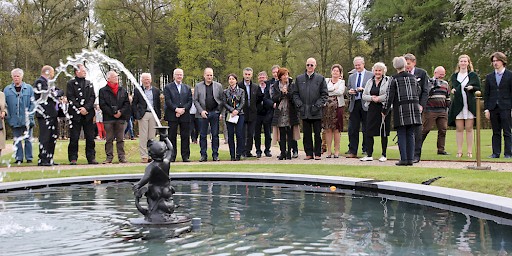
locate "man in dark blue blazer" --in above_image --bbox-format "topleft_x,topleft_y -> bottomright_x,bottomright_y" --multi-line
484,52 -> 512,158
255,71 -> 274,158
404,53 -> 430,163
164,68 -> 193,162
239,67 -> 263,157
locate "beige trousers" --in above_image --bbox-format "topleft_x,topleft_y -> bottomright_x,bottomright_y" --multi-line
138,112 -> 157,158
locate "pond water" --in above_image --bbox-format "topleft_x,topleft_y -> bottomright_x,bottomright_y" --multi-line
0,181 -> 511,255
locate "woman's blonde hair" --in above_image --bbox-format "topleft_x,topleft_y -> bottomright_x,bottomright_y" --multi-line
455,54 -> 474,72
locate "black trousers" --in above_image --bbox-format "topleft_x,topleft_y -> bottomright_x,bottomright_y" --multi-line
255,113 -> 272,154
244,120 -> 256,155
169,118 -> 191,160
190,117 -> 200,142
490,107 -> 512,156
68,115 -> 96,162
37,117 -> 58,164
348,100 -> 367,155
302,118 -> 322,157
279,126 -> 293,156
414,124 -> 423,159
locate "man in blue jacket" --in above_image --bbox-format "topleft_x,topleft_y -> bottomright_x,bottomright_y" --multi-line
4,68 -> 35,164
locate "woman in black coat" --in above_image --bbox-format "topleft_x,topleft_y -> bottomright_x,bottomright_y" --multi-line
382,57 -> 422,166
223,74 -> 245,161
272,68 -> 300,160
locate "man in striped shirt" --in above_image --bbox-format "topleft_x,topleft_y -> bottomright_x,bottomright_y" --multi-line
421,66 -> 451,155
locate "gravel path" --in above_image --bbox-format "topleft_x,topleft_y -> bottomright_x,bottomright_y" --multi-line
2,148 -> 511,173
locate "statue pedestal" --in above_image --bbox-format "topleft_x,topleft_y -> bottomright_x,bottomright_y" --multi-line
129,215 -> 191,225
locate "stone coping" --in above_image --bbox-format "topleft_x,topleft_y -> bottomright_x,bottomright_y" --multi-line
1,172 -> 511,224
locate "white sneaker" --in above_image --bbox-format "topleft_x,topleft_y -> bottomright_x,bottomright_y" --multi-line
360,156 -> 373,161
378,156 -> 387,162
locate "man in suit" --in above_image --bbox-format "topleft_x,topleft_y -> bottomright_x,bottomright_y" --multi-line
67,64 -> 98,165
484,52 -> 512,158
239,67 -> 262,157
404,53 -> 430,163
346,56 -> 373,158
164,68 -> 192,162
133,72 -> 162,163
255,71 -> 273,158
293,58 -> 328,160
34,65 -> 64,166
193,67 -> 224,162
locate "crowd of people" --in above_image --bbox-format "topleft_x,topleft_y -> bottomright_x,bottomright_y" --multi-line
1,51 -> 511,166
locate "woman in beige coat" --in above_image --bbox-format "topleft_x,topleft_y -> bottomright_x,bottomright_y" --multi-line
0,91 -> 7,155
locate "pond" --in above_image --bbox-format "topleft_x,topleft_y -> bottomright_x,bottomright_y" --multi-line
0,181 -> 511,255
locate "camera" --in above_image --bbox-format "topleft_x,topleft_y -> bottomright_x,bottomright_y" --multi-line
428,78 -> 440,95
112,106 -> 118,113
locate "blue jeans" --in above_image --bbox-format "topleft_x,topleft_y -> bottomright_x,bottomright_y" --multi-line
227,115 -> 245,158
124,116 -> 134,139
199,111 -> 220,158
12,126 -> 33,162
397,125 -> 416,162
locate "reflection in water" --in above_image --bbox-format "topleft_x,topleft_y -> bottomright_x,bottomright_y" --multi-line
0,181 -> 511,255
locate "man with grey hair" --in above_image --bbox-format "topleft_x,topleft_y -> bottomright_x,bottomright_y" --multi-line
99,70 -> 131,164
346,56 -> 373,158
239,67 -> 262,157
293,57 -> 328,160
34,65 -> 64,166
422,66 -> 450,155
255,71 -> 273,158
67,64 -> 97,165
133,72 -> 161,163
164,68 -> 192,162
404,53 -> 430,163
4,68 -> 35,164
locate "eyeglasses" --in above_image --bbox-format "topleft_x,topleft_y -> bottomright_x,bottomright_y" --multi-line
306,64 -> 315,67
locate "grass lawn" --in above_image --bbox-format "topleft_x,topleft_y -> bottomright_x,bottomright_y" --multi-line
1,129 -> 512,198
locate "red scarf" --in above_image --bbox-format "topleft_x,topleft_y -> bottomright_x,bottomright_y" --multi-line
107,81 -> 119,96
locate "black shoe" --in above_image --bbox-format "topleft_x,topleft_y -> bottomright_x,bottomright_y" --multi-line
413,158 -> 420,163
200,156 -> 207,162
395,161 -> 409,166
88,160 -> 99,165
489,154 -> 500,159
213,156 -> 220,161
437,151 -> 449,155
292,152 -> 298,158
183,158 -> 190,162
407,161 -> 414,166
278,154 -> 286,160
235,155 -> 241,161
286,152 -> 292,160
38,162 -> 52,166
14,160 -> 22,164
265,152 -> 272,157
231,157 -> 236,161
256,153 -> 262,158
27,160 -> 33,163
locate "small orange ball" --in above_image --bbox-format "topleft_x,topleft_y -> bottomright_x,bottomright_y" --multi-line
330,186 -> 336,192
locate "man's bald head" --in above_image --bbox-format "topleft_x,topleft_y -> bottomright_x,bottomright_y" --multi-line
433,66 -> 446,79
